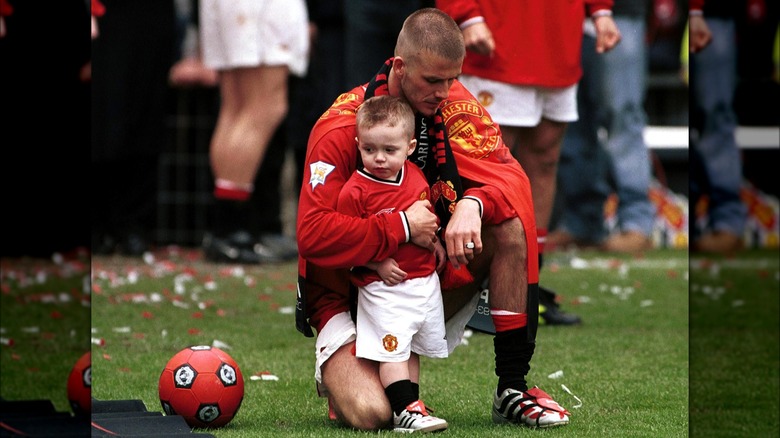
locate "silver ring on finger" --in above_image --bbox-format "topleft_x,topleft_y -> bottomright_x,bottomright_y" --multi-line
465,242 -> 475,250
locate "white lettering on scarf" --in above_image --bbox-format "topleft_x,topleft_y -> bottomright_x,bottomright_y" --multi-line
413,117 -> 429,170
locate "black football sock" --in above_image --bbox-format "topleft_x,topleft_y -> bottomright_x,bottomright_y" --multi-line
385,380 -> 417,415
411,382 -> 419,401
212,198 -> 250,238
494,327 -> 535,394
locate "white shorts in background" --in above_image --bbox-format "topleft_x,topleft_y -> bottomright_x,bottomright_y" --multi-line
458,75 -> 578,127
356,273 -> 448,363
199,0 -> 309,76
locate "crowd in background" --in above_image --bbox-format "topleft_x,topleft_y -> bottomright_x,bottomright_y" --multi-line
1,0 -> 777,259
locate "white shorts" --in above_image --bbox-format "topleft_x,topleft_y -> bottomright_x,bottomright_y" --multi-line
458,75 -> 578,126
199,0 -> 309,76
313,291 -> 480,386
356,274 -> 447,363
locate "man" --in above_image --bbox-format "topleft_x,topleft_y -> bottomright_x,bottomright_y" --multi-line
689,0 -> 747,253
437,0 -> 621,324
551,0 -> 655,253
296,8 -> 569,430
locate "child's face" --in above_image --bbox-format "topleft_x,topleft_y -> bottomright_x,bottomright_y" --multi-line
357,122 -> 416,180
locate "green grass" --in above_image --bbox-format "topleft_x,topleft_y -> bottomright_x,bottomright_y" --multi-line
689,250 -> 780,438
2,248 -> 778,437
0,253 -> 92,412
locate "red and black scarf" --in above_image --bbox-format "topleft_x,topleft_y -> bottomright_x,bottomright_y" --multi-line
364,58 -> 464,228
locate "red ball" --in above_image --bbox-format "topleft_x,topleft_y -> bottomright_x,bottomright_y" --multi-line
158,346 -> 244,428
67,351 -> 91,415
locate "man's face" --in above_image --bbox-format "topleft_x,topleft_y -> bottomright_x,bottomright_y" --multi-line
397,52 -> 462,117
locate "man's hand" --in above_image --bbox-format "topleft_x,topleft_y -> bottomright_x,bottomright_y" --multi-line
406,200 -> 439,252
444,199 -> 482,269
462,22 -> 495,57
593,15 -> 621,53
688,15 -> 712,53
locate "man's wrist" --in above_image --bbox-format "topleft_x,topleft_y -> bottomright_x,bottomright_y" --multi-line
400,211 -> 411,243
459,196 -> 483,218
591,9 -> 612,19
459,16 -> 485,31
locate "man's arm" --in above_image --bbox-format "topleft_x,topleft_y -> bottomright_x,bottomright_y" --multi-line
436,0 -> 494,57
688,1 -> 712,54
297,128 -> 438,268
586,1 -> 621,54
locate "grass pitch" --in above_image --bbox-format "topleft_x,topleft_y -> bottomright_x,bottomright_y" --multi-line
2,247 -> 778,437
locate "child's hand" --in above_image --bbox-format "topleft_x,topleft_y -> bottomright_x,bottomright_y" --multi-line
376,258 -> 407,286
434,240 -> 446,274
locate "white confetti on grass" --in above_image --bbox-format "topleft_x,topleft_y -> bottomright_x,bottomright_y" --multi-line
570,257 -> 589,269
172,300 -> 190,309
143,252 -> 155,265
547,370 -> 564,379
561,384 -> 583,409
250,373 -> 279,381
52,253 -> 64,265
212,339 -> 232,350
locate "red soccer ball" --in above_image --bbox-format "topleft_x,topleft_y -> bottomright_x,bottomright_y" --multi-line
158,345 -> 244,428
67,351 -> 91,415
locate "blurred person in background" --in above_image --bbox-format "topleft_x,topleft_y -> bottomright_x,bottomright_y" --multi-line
689,0 -> 757,254
91,0 -> 177,256
437,0 -> 621,325
551,0 -> 686,253
199,0 -> 309,264
1,0 -> 91,257
343,0 -> 434,90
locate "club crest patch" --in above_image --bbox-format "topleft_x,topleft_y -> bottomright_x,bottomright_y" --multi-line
382,334 -> 398,352
309,161 -> 335,190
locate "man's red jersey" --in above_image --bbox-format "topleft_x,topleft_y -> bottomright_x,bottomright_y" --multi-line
438,0 -> 613,88
297,78 -> 538,334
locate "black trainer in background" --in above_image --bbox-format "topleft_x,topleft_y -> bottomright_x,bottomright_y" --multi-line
538,286 -> 582,326
202,230 -> 284,264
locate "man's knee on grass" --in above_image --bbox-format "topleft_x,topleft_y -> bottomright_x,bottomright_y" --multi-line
322,346 -> 392,430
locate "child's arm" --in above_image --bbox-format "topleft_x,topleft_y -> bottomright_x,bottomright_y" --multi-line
366,258 -> 408,286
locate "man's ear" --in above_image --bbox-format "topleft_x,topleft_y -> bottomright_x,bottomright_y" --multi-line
407,138 -> 418,156
392,57 -> 405,77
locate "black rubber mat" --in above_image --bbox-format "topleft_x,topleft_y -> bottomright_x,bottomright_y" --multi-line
92,398 -> 150,414
0,415 -> 89,437
0,400 -> 58,416
0,398 -> 215,437
89,399 -> 216,438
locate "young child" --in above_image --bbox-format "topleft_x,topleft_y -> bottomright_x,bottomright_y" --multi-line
336,95 -> 449,433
